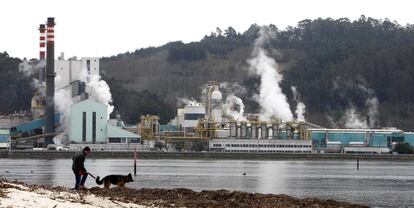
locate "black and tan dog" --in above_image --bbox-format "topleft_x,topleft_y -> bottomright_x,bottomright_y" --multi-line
95,173 -> 134,188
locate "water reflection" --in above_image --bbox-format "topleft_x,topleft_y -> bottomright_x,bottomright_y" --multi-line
0,159 -> 413,208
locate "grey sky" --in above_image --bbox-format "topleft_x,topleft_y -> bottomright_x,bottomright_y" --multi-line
1,0 -> 413,59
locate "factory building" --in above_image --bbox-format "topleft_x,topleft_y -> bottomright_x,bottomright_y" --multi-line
309,128 -> 404,153
404,132 -> 414,147
210,139 -> 312,153
183,105 -> 205,136
55,55 -> 99,90
0,113 -> 31,129
0,129 -> 10,149
163,81 -> 414,154
55,57 -> 142,149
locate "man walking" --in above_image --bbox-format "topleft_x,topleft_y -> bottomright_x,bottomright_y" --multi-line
72,146 -> 91,190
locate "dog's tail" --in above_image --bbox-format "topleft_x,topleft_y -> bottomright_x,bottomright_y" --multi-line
95,176 -> 103,185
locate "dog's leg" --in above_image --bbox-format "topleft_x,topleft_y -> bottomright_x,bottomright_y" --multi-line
117,181 -> 125,187
104,181 -> 111,189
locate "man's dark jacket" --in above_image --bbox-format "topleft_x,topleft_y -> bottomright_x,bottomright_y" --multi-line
72,151 -> 87,175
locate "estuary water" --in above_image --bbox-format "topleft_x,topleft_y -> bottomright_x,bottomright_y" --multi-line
0,158 -> 413,207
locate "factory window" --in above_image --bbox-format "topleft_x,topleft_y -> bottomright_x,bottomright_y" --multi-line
82,112 -> 86,142
92,112 -> 96,143
130,138 -> 140,143
87,60 -> 91,73
184,113 -> 205,120
108,138 -> 121,143
225,144 -> 230,147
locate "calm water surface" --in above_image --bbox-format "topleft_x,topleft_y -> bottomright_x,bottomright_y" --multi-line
0,158 -> 413,208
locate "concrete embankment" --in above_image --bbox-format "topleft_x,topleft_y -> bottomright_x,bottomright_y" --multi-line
1,150 -> 414,160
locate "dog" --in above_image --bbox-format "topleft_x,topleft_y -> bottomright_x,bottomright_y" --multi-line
95,173 -> 134,188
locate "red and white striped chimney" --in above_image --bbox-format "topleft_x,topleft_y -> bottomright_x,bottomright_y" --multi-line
39,24 -> 46,60
39,24 -> 46,82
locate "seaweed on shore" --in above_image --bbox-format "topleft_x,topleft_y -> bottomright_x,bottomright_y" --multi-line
0,179 -> 369,208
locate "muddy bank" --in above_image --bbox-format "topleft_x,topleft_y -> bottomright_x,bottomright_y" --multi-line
0,180 -> 368,208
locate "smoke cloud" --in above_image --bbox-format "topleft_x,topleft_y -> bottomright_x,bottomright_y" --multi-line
248,26 -> 293,121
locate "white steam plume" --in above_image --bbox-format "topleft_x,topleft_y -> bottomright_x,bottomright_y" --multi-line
344,106 -> 369,129
295,102 -> 306,122
366,97 -> 379,128
291,86 -> 306,121
220,82 -> 247,121
326,115 -> 338,128
220,82 -> 247,96
248,26 -> 293,121
177,97 -> 202,107
223,95 -> 246,121
357,83 -> 379,128
79,69 -> 114,119
54,88 -> 74,145
332,78 -> 380,128
19,59 -> 46,94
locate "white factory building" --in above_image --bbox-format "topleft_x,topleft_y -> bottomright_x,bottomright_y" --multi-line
55,55 -> 99,90
53,55 -> 143,150
209,138 -> 312,153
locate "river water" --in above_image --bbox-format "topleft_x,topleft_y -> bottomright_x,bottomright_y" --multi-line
0,158 -> 413,208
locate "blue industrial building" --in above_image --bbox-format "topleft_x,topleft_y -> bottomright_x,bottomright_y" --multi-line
309,129 -> 405,148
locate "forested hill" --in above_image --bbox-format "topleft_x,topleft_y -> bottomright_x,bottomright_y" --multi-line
1,16 -> 414,129
101,16 -> 414,129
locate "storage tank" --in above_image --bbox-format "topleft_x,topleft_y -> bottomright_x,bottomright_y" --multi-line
210,86 -> 222,123
261,122 -> 268,139
240,121 -> 247,138
251,122 -> 258,139
229,121 -> 237,137
272,123 -> 279,138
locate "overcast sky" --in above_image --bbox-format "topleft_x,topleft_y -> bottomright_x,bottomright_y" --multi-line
1,0 -> 413,59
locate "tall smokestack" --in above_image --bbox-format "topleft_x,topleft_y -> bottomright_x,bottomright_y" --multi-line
45,17 -> 55,147
39,24 -> 46,82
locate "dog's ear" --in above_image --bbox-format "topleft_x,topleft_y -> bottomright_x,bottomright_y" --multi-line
128,173 -> 131,176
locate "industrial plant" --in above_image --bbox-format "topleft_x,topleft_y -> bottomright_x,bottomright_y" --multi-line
0,18 -> 414,154
0,17 -> 142,151
139,81 -> 414,154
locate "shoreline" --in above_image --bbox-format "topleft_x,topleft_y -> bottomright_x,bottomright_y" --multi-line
0,180 -> 368,208
1,150 -> 414,160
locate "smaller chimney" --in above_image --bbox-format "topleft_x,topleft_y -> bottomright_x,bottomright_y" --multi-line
39,24 -> 46,82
